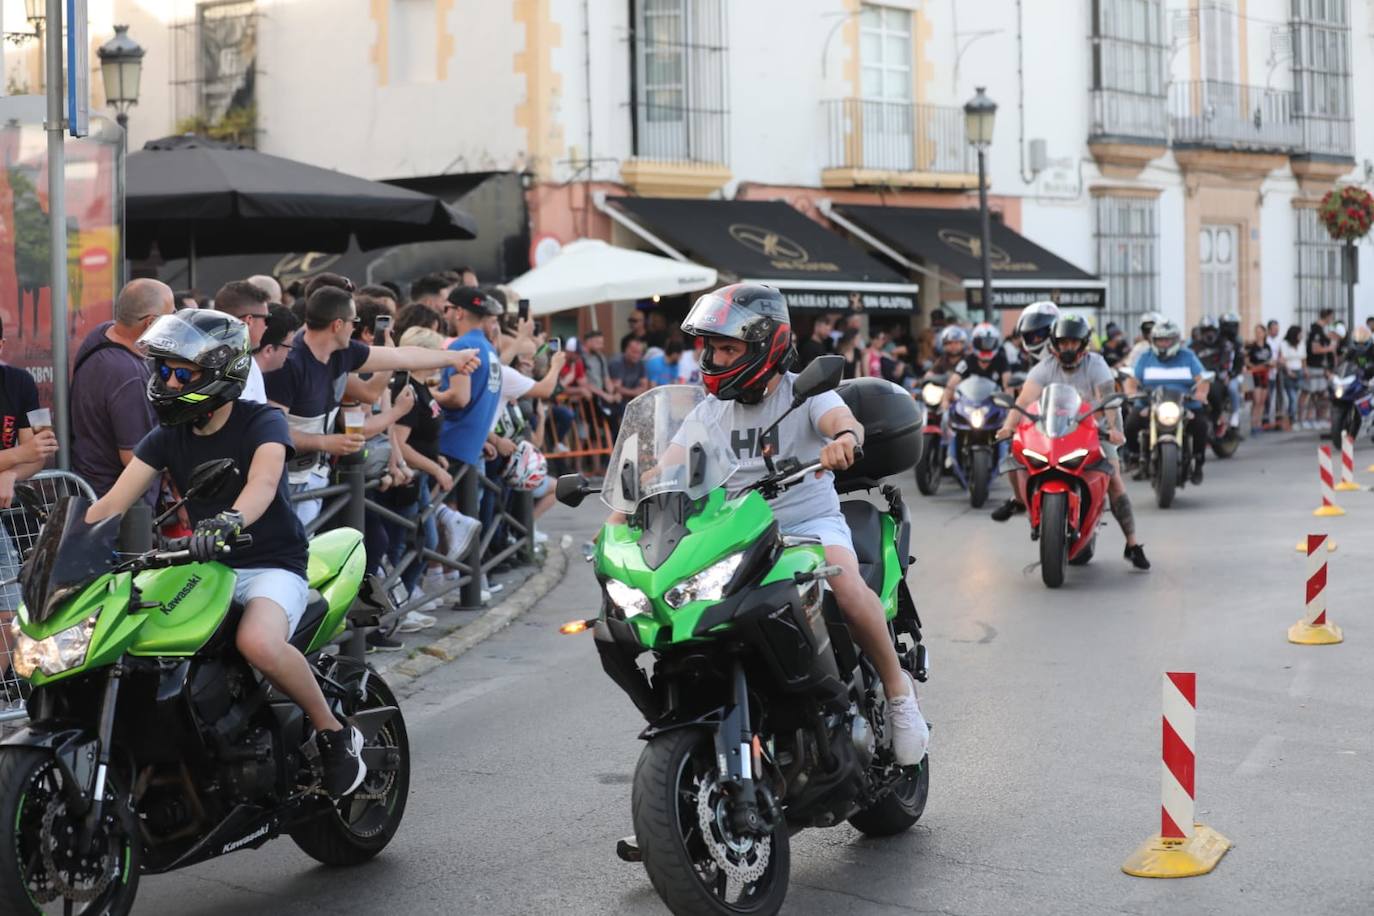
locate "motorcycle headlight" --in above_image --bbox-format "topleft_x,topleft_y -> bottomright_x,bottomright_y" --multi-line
968,407 -> 988,428
604,580 -> 653,620
922,384 -> 944,407
1059,447 -> 1090,469
1022,448 -> 1050,469
11,616 -> 97,679
1156,401 -> 1182,427
665,552 -> 745,609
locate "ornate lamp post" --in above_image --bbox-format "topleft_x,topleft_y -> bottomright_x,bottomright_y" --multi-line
964,86 -> 998,322
97,25 -> 145,129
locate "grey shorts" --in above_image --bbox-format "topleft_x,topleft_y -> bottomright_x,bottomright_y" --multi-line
1303,373 -> 1329,393
233,567 -> 310,636
782,514 -> 856,554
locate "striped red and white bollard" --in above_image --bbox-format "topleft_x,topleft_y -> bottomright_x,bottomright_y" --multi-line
1314,445 -> 1346,517
1336,432 -> 1361,491
1123,672 -> 1231,877
1288,534 -> 1344,645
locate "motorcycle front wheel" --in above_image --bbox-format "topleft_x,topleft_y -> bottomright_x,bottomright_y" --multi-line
0,748 -> 141,916
1153,442 -> 1178,509
290,667 -> 411,866
633,728 -> 790,916
1039,492 -> 1068,588
968,448 -> 992,509
914,433 -> 943,496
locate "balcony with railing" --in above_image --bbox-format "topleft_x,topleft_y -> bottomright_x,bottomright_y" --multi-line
821,99 -> 974,188
1169,80 -> 1302,153
1089,88 -> 1168,143
1297,117 -> 1354,159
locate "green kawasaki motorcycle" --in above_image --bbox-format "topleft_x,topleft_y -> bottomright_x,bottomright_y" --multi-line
558,355 -> 929,916
0,460 -> 409,915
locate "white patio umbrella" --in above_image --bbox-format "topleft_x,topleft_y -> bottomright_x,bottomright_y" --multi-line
509,238 -> 717,316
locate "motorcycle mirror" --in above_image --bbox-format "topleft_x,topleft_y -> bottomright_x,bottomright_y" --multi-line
13,483 -> 46,522
555,473 -> 595,508
791,354 -> 845,404
991,391 -> 1017,410
187,459 -> 239,500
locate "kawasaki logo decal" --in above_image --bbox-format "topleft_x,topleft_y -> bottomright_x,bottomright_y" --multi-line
165,575 -> 202,612
221,822 -> 272,855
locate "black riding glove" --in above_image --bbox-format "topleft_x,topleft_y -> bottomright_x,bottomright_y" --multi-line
189,510 -> 244,562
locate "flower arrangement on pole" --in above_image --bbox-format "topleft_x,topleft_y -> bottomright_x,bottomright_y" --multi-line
1318,184 -> 1374,242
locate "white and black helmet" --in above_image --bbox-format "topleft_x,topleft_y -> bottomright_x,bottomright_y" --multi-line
1016,301 -> 1060,358
1150,319 -> 1183,360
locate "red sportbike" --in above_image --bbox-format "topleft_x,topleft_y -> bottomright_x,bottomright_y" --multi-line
996,384 -> 1126,588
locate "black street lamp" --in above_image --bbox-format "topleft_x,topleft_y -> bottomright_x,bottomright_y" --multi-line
97,25 -> 145,129
964,86 -> 998,322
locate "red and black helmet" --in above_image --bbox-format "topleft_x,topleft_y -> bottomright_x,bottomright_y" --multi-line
682,283 -> 795,404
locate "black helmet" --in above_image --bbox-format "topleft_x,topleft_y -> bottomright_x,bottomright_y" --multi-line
139,309 -> 252,427
682,283 -> 794,404
1196,315 -> 1219,345
1219,311 -> 1241,340
1050,314 -> 1093,369
1016,301 -> 1059,359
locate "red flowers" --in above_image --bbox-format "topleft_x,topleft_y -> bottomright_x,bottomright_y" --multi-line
1320,186 -> 1374,241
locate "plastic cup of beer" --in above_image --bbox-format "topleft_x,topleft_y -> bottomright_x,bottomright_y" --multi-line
343,409 -> 365,438
26,409 -> 51,435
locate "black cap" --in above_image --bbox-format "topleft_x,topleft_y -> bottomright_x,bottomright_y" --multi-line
447,286 -> 503,317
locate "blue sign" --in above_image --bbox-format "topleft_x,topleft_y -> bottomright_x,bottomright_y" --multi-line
67,0 -> 89,137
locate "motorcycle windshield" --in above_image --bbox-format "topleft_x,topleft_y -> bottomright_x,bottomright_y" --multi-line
601,385 -> 740,514
956,376 -> 998,403
20,495 -> 121,625
1037,384 -> 1085,439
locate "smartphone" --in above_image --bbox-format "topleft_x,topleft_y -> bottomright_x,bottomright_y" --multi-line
548,337 -> 562,352
518,298 -> 530,322
375,314 -> 393,333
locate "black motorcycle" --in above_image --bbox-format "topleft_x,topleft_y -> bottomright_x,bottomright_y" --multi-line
913,374 -> 948,495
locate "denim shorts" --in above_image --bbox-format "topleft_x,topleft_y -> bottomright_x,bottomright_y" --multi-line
782,514 -> 855,554
233,567 -> 310,636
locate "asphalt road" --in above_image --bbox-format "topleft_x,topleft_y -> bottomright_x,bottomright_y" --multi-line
133,431 -> 1374,916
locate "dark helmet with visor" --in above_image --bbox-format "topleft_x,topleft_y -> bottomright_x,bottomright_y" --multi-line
1016,300 -> 1060,358
139,309 -> 252,427
970,322 -> 1002,361
1196,315 -> 1220,345
1049,314 -> 1093,369
681,283 -> 794,404
1219,311 -> 1241,340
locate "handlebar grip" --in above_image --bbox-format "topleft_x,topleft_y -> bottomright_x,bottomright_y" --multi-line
852,444 -> 865,461
163,536 -> 190,551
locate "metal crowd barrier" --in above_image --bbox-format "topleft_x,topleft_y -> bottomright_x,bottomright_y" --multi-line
289,452 -> 536,662
0,470 -> 98,723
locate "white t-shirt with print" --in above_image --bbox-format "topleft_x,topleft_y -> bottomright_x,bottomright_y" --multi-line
239,357 -> 266,404
488,364 -> 536,435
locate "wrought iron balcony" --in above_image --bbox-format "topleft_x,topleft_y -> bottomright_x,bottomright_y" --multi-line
822,98 -> 972,175
1297,117 -> 1354,159
1169,80 -> 1301,152
1089,88 -> 1168,143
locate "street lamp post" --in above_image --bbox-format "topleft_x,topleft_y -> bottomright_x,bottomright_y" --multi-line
23,0 -> 45,89
964,86 -> 998,323
97,25 -> 145,130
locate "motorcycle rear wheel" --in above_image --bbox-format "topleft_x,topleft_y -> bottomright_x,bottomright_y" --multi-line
290,668 -> 410,866
1154,442 -> 1178,509
1039,492 -> 1068,588
914,434 -> 943,496
848,755 -> 929,836
633,728 -> 790,916
1211,429 -> 1240,459
0,748 -> 141,916
968,449 -> 992,509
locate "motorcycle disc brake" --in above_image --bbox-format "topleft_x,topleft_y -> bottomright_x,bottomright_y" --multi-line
40,800 -> 117,903
695,771 -> 771,885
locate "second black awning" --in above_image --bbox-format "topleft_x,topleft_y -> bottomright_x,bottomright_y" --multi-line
606,196 -> 919,312
833,205 -> 1105,310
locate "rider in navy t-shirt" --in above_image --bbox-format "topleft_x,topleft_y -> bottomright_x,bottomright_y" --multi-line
433,288 -> 505,467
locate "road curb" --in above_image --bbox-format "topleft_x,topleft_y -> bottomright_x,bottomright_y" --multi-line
383,543 -> 569,687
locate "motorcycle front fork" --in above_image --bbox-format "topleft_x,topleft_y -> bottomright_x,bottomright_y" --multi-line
80,661 -> 124,848
715,660 -> 777,837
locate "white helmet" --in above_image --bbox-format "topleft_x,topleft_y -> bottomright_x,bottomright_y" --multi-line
503,440 -> 548,492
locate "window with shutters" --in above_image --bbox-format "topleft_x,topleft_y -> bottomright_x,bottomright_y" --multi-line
1094,195 -> 1159,331
1089,0 -> 1168,140
1290,0 -> 1353,155
1295,207 -> 1343,329
631,0 -> 728,164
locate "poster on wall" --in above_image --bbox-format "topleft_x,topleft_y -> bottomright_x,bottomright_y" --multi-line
0,107 -> 121,408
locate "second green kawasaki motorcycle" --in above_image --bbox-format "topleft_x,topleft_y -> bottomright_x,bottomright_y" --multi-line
0,460 -> 409,915
558,355 -> 929,916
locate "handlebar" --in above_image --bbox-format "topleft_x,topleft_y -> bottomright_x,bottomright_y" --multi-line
120,533 -> 254,572
757,445 -> 864,495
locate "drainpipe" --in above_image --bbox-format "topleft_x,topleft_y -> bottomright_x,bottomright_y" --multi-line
1015,0 -> 1037,185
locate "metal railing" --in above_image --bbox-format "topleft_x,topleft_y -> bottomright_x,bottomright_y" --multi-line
822,98 -> 972,175
1298,116 -> 1353,158
1169,80 -> 1301,152
0,471 -> 98,723
1089,88 -> 1169,142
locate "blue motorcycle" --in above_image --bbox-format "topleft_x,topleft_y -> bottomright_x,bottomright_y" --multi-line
945,375 -> 1009,508
1329,360 -> 1374,452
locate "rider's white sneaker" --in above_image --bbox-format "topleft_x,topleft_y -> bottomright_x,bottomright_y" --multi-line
887,673 -> 930,766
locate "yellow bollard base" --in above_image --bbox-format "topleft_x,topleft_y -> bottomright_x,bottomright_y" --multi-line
1366,464 -> 1374,473
1122,825 -> 1232,878
1313,505 -> 1346,517
1295,539 -> 1338,552
1288,619 -> 1344,645
1335,482 -> 1362,491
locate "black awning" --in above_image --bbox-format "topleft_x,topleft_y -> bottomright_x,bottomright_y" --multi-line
608,197 -> 918,312
834,205 -> 1105,310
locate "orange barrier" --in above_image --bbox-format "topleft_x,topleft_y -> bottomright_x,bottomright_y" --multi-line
544,395 -> 615,473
